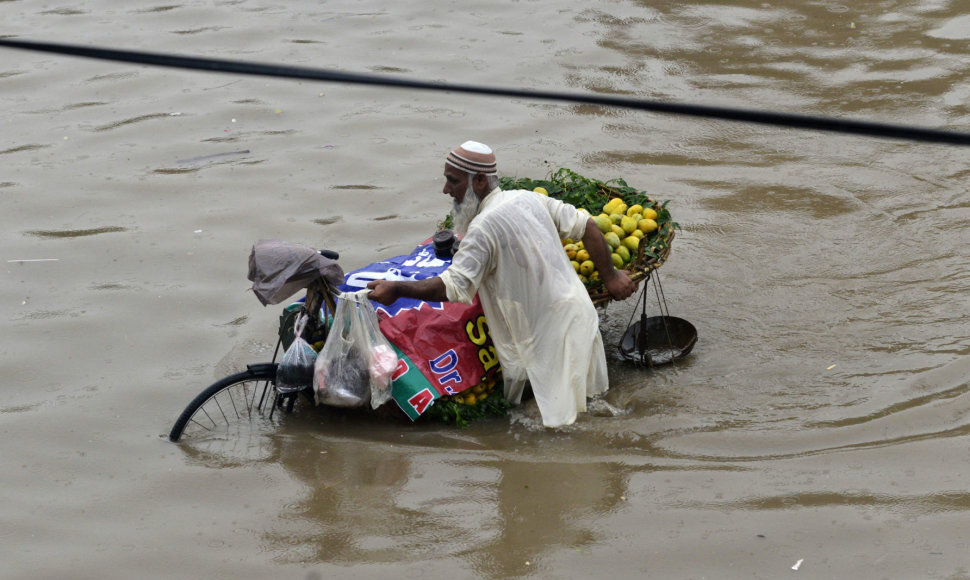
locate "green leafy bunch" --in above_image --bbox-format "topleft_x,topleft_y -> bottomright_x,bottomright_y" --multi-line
422,387 -> 512,428
499,168 -> 651,213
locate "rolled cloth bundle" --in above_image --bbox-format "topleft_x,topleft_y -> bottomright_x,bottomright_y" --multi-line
247,239 -> 344,306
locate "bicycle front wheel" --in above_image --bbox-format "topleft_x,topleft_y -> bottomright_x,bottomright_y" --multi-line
169,363 -> 288,442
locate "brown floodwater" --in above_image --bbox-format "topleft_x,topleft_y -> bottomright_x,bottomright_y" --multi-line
3,1 -> 970,578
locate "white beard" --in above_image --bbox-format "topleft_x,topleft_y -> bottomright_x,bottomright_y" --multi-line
451,182 -> 481,236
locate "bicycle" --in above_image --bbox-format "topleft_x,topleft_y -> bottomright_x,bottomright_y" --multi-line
168,250 -> 340,442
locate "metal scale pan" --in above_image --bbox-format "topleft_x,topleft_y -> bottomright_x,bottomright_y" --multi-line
618,315 -> 697,366
617,271 -> 697,366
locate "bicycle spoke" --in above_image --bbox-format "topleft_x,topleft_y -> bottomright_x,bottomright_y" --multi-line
198,407 -> 216,429
213,395 -> 229,425
224,386 -> 241,420
255,380 -> 271,411
248,381 -> 260,414
238,381 -> 254,417
188,415 -> 215,432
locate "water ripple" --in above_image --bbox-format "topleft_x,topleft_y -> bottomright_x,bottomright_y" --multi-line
24,226 -> 127,238
91,113 -> 171,132
693,490 -> 970,514
1,144 -> 49,155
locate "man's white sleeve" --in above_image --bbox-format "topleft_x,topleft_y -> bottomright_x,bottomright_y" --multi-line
538,195 -> 588,240
439,225 -> 493,304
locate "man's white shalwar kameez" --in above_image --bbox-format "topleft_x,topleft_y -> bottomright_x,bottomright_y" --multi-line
439,187 -> 609,427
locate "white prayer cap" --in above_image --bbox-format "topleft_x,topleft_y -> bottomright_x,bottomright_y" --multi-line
446,141 -> 497,175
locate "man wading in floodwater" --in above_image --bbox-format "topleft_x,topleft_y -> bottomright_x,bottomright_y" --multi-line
367,141 -> 636,427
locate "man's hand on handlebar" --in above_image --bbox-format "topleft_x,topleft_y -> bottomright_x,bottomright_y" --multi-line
366,280 -> 399,305
366,276 -> 448,305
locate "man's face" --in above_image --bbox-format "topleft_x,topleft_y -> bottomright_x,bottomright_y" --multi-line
443,164 -> 470,203
445,165 -> 482,236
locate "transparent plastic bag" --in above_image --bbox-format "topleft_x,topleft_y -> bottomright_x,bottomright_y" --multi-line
276,313 -> 318,393
314,290 -> 397,409
357,299 -> 397,409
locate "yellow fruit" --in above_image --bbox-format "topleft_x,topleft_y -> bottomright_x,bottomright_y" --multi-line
641,207 -> 658,220
579,260 -> 595,276
611,253 -> 624,269
575,249 -> 590,262
589,271 -> 600,281
615,245 -> 631,263
578,274 -> 588,284
563,238 -> 575,245
575,241 -> 584,250
570,260 -> 580,272
603,232 -> 621,249
609,213 -> 624,225
564,243 -> 578,260
637,218 -> 658,234
464,394 -> 477,405
603,198 -> 622,213
628,213 -> 642,224
610,224 -> 625,238
623,235 -> 640,253
614,202 -> 628,216
473,384 -> 485,394
631,229 -> 644,239
533,186 -> 548,195
626,204 -> 643,217
592,215 -> 612,234
620,216 -> 638,235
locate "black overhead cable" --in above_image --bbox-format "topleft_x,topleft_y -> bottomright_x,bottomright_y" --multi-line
2,38 -> 969,146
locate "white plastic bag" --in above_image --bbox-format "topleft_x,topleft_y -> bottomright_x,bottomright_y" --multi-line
314,290 -> 397,409
276,313 -> 318,393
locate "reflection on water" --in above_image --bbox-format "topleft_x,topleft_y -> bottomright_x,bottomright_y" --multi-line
194,421 -> 631,577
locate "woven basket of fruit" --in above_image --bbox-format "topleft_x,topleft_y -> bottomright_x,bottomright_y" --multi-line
498,168 -> 677,307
